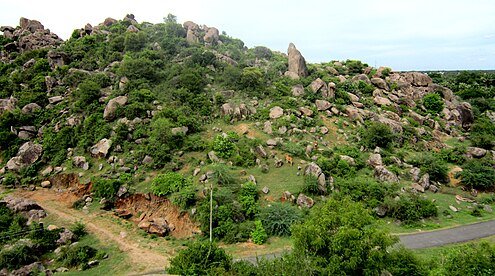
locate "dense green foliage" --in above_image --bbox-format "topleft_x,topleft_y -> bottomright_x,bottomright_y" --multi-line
291,197 -> 397,275
457,159 -> 495,189
168,240 -> 232,275
152,172 -> 190,196
258,203 -> 303,236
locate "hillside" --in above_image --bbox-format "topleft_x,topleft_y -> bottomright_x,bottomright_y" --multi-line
1,14 -> 495,274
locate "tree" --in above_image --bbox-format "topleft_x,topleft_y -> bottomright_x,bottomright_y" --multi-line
167,240 -> 232,275
291,197 -> 397,275
360,122 -> 396,149
422,93 -> 444,115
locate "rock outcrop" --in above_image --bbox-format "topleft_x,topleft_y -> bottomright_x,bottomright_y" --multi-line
285,43 -> 308,79
104,96 -> 128,121
2,17 -> 63,53
6,142 -> 43,171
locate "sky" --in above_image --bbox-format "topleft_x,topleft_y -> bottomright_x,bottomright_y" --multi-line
1,0 -> 494,71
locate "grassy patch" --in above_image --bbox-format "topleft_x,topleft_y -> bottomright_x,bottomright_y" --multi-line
222,236 -> 292,259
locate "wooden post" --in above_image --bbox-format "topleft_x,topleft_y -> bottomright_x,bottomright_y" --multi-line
209,182 -> 213,242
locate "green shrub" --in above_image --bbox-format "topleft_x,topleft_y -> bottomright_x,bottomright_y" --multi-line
384,193 -> 437,224
91,178 -> 122,200
360,122 -> 396,149
224,221 -> 255,244
385,246 -> 427,276
58,244 -> 97,269
251,220 -> 268,245
170,186 -> 197,210
456,160 -> 495,190
239,182 -> 259,218
258,203 -> 303,236
0,243 -> 36,270
408,153 -> 449,183
422,93 -> 444,115
71,221 -> 87,239
302,175 -> 320,195
168,241 -> 232,275
151,172 -> 190,196
470,116 -> 495,150
212,134 -> 236,159
335,176 -> 395,208
211,164 -> 238,187
437,242 -> 495,276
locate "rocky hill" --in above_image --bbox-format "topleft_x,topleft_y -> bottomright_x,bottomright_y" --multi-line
1,14 -> 495,274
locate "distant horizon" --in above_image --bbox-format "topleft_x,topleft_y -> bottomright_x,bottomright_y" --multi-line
1,0 -> 494,71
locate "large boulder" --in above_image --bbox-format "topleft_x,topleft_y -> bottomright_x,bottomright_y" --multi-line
6,142 -> 42,171
21,103 -> 41,114
367,153 -> 383,168
103,96 -> 128,121
269,106 -> 284,119
296,193 -> 315,208
466,147 -> 487,158
316,100 -> 331,111
456,102 -> 474,128
72,156 -> 89,170
291,84 -> 304,96
371,77 -> 389,90
286,43 -> 308,79
204,27 -> 220,45
90,138 -> 112,158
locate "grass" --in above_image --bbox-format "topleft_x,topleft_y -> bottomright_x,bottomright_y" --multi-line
414,235 -> 495,262
56,235 -> 133,276
382,187 -> 495,234
222,236 -> 292,259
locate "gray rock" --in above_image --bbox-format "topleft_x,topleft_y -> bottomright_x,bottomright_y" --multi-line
457,102 -> 474,128
248,175 -> 257,184
299,107 -> 314,117
371,77 -> 389,90
56,229 -> 75,245
255,145 -> 268,158
6,142 -> 43,171
90,138 -> 112,158
263,121 -> 273,134
315,99 -> 331,111
467,147 -> 487,158
484,205 -> 493,213
104,96 -> 128,121
449,205 -> 458,212
367,154 -> 383,168
171,126 -> 189,136
340,155 -> 356,166
374,95 -> 393,106
262,186 -> 270,194
266,139 -> 278,147
412,183 -> 425,193
304,162 -> 327,194
320,126 -> 329,134
48,95 -> 64,104
193,168 -> 201,176
291,84 -> 304,96
374,166 -> 399,183
208,151 -> 219,162
21,103 -> 41,114
429,184 -> 439,193
72,156 -> 89,170
286,43 -> 308,79
41,180 -> 51,188
269,106 -> 284,119
296,193 -> 314,208
142,155 -> 153,165
281,191 -> 295,203
418,173 -> 430,189
41,166 -> 53,176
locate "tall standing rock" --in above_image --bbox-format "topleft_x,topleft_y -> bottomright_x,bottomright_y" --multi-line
285,43 -> 308,79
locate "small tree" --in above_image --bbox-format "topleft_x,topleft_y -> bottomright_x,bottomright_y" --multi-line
151,172 -> 190,196
360,122 -> 396,149
250,220 -> 268,245
422,93 -> 444,115
167,241 -> 232,275
291,197 -> 397,275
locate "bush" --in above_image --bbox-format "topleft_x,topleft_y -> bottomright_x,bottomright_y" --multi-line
302,175 -> 320,195
0,243 -> 36,270
360,122 -> 396,149
408,153 -> 449,183
250,220 -> 268,245
335,176 -> 395,208
71,221 -> 87,239
91,178 -> 122,200
422,93 -> 444,115
170,186 -> 197,210
168,241 -> 232,275
258,203 -> 303,236
384,193 -> 437,224
58,244 -> 97,269
437,242 -> 495,276
212,134 -> 236,159
239,182 -> 259,218
385,246 -> 427,276
456,160 -> 495,190
151,172 -> 190,196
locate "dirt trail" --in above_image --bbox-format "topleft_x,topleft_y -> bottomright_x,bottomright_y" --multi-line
17,190 -> 170,275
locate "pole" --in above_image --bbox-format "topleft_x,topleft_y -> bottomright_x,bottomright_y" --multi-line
209,182 -> 213,242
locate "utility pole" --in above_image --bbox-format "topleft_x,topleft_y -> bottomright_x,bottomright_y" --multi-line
209,181 -> 213,242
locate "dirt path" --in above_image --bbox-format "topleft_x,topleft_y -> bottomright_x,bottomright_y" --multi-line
398,220 -> 495,249
17,190 -> 170,275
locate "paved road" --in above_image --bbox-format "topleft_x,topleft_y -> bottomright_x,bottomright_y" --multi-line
398,219 -> 495,249
238,220 -> 495,263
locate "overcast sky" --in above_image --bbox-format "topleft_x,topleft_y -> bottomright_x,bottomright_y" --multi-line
1,0 -> 494,71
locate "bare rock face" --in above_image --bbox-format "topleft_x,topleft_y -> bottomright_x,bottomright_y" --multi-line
90,138 -> 112,158
47,51 -> 68,69
204,27 -> 220,46
286,43 -> 308,79
8,17 -> 64,53
104,96 -> 128,121
6,142 -> 42,171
